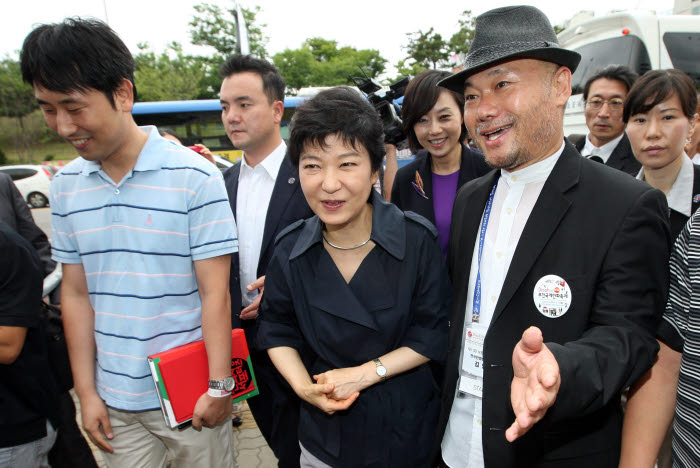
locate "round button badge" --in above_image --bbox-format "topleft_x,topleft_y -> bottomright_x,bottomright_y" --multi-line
533,274 -> 572,319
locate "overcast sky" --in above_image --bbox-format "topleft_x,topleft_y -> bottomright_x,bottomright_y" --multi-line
3,0 -> 672,73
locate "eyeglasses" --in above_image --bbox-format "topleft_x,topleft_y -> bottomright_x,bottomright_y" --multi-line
586,98 -> 625,112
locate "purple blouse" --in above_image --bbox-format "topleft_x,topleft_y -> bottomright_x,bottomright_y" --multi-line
432,170 -> 460,256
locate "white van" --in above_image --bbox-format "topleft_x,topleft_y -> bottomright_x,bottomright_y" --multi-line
559,11 -> 700,135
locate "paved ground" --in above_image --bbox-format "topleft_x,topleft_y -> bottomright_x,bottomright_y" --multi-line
74,391 -> 277,467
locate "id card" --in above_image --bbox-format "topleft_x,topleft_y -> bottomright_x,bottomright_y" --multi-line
459,327 -> 486,398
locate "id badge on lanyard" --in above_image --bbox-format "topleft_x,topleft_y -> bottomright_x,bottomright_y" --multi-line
459,179 -> 498,399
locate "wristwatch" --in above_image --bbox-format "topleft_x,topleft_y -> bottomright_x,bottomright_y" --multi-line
373,358 -> 387,381
209,376 -> 235,392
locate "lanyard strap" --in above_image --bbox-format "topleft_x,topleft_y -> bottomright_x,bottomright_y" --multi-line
472,179 -> 499,323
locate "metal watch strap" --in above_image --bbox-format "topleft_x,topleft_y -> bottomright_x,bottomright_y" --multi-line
373,358 -> 387,381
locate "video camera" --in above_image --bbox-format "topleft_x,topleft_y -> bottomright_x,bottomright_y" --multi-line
351,72 -> 409,147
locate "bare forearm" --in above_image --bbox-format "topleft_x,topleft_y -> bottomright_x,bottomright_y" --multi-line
620,340 -> 681,468
268,346 -> 312,395
61,287 -> 98,399
201,290 -> 232,379
195,255 -> 233,380
363,346 -> 429,387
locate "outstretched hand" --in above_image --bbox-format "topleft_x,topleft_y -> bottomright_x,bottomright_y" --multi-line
506,326 -> 560,442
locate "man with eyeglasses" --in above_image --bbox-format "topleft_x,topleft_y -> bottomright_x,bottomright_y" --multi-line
568,65 -> 641,176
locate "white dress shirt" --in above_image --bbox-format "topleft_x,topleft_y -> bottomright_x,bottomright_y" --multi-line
441,142 -> 565,468
581,132 -> 624,164
636,153 -> 694,217
237,141 -> 286,306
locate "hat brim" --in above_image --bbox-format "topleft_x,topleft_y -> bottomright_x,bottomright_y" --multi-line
438,48 -> 581,94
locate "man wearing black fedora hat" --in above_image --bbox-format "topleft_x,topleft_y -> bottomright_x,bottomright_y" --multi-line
435,5 -> 670,467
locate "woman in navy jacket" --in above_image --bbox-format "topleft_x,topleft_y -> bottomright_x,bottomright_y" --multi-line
258,87 -> 450,467
390,70 -> 490,255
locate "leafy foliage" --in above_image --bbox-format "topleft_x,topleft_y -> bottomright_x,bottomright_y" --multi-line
0,58 -> 36,119
394,10 -> 477,78
134,42 -> 212,101
189,3 -> 268,58
273,38 -> 387,92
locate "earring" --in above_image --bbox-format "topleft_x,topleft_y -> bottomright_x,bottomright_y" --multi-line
688,138 -> 693,145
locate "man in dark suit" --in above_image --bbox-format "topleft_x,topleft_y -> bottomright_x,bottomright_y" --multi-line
435,6 -> 670,467
219,55 -> 312,467
567,65 -> 641,176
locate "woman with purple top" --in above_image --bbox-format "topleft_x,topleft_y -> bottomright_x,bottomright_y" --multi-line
390,70 -> 490,255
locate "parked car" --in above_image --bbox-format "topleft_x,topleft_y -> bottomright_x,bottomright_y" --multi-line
0,164 -> 54,208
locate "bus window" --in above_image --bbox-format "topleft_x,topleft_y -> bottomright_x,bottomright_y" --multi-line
570,35 -> 652,95
663,32 -> 700,87
132,97 -> 307,162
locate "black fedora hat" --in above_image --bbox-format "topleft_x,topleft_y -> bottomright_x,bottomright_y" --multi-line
438,5 -> 581,93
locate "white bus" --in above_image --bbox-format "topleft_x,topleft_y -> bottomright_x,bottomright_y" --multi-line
559,11 -> 700,135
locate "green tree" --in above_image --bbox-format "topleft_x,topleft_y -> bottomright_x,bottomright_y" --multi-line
448,10 -> 476,63
272,38 -> 387,92
189,3 -> 268,59
404,28 -> 449,70
134,42 -> 211,101
0,58 -> 39,161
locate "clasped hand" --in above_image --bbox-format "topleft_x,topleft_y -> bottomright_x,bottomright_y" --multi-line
506,326 -> 561,442
298,366 -> 370,415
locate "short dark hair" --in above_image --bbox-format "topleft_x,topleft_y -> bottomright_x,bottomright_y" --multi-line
402,70 -> 468,154
219,55 -> 285,103
582,65 -> 639,101
287,87 -> 384,173
20,17 -> 136,107
159,128 -> 181,142
623,69 -> 698,123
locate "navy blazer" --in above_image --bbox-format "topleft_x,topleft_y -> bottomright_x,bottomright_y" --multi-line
435,143 -> 670,467
223,154 -> 313,348
258,191 -> 450,468
390,144 -> 490,224
568,133 -> 641,176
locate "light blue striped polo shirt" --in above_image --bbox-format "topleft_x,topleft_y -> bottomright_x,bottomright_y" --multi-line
50,126 -> 237,411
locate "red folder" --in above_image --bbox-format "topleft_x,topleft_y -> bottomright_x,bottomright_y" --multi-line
148,328 -> 259,428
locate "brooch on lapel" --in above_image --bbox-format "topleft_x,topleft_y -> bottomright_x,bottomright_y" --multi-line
411,171 -> 429,200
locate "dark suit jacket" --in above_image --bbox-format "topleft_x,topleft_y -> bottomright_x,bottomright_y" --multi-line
223,154 -> 313,349
436,143 -> 670,467
0,173 -> 55,276
390,144 -> 490,224
568,133 -> 641,176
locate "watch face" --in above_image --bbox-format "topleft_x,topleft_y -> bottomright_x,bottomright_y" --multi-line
224,376 -> 236,391
377,366 -> 387,377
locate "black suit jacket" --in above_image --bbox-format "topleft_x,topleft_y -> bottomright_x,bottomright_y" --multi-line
436,143 -> 670,467
223,154 -> 313,348
390,144 -> 490,224
568,133 -> 641,176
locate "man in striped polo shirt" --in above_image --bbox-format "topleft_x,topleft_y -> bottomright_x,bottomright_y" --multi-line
20,19 -> 238,467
